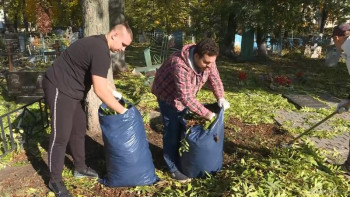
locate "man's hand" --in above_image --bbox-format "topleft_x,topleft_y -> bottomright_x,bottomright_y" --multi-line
337,99 -> 350,113
112,90 -> 122,100
218,98 -> 230,110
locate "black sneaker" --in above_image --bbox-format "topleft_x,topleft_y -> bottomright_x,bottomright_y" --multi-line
74,167 -> 98,178
170,170 -> 191,183
48,180 -> 72,197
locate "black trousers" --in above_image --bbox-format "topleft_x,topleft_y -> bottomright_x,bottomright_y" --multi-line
43,76 -> 87,182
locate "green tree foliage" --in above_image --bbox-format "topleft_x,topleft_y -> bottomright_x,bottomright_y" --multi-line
125,0 -> 192,33
6,0 -> 82,30
314,0 -> 350,33
187,0 -> 350,57
50,0 -> 82,28
5,0 -> 25,30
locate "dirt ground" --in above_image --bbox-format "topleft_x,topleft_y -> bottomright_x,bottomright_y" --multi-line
0,111 -> 291,196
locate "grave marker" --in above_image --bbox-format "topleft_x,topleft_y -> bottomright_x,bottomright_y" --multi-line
283,94 -> 328,109
6,71 -> 45,103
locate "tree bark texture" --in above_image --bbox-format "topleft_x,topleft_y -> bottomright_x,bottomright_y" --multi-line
109,0 -> 125,28
319,8 -> 328,34
82,0 -> 114,136
256,25 -> 268,58
220,11 -> 236,58
109,0 -> 127,73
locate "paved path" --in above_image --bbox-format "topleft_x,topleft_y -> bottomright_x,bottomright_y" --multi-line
309,133 -> 349,164
275,103 -> 350,165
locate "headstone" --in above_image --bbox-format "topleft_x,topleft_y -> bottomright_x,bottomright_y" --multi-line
55,29 -> 65,37
304,44 -> 312,57
325,45 -> 340,67
283,94 -> 328,109
69,32 -> 79,44
315,46 -> 322,56
138,34 -> 146,43
240,27 -> 255,60
316,93 -> 341,107
173,31 -> 183,49
311,46 -> 322,59
6,72 -> 45,100
78,27 -> 83,39
18,35 -> 25,52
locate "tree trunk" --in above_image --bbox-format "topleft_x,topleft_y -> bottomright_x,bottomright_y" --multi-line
319,7 -> 328,33
109,0 -> 127,73
256,25 -> 268,58
22,0 -> 28,32
220,11 -> 236,58
82,0 -> 112,137
14,15 -> 18,32
109,0 -> 125,28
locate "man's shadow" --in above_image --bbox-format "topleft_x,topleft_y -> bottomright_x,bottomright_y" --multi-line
149,114 -> 167,170
24,128 -> 104,185
23,108 -> 165,185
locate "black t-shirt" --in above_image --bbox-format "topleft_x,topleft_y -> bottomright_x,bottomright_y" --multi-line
45,34 -> 110,99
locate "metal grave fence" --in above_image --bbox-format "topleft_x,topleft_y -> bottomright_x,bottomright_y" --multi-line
0,97 -> 49,158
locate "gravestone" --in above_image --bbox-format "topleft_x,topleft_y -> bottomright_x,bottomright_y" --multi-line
6,71 -> 45,103
69,32 -> 79,44
311,46 -> 322,59
18,35 -> 25,52
325,45 -> 340,67
283,94 -> 328,109
316,93 -> 341,107
240,27 -> 255,60
304,44 -> 312,57
173,31 -> 183,49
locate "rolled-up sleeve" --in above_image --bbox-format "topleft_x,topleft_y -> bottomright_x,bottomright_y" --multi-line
208,63 -> 224,100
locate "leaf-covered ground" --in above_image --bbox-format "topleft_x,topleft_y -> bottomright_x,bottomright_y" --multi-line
0,45 -> 350,196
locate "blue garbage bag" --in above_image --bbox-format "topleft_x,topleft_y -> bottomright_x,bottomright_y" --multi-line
179,104 -> 224,178
98,101 -> 158,187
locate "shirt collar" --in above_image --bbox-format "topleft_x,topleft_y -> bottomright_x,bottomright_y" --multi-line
188,47 -> 201,74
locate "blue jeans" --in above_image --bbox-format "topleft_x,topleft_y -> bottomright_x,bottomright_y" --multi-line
158,100 -> 186,173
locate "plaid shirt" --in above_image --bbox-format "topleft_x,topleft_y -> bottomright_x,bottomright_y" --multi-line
152,44 -> 224,119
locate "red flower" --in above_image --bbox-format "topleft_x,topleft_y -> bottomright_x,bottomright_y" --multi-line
273,75 -> 292,86
296,71 -> 303,77
238,71 -> 247,81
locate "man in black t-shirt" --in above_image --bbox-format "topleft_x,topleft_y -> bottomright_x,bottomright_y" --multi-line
43,23 -> 133,197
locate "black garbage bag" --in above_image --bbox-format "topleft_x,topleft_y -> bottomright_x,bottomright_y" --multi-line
98,101 -> 158,187
179,104 -> 224,178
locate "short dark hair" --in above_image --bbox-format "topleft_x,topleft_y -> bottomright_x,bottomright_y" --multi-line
332,23 -> 350,37
194,38 -> 219,57
111,21 -> 133,40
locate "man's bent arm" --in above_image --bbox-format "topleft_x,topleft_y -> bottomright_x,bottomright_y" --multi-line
92,75 -> 127,114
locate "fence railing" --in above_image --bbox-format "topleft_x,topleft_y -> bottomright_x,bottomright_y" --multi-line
0,97 -> 49,158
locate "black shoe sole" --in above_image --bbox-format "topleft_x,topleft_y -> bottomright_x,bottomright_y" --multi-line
74,171 -> 98,178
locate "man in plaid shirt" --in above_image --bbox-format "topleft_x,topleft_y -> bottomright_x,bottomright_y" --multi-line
152,38 -> 230,182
